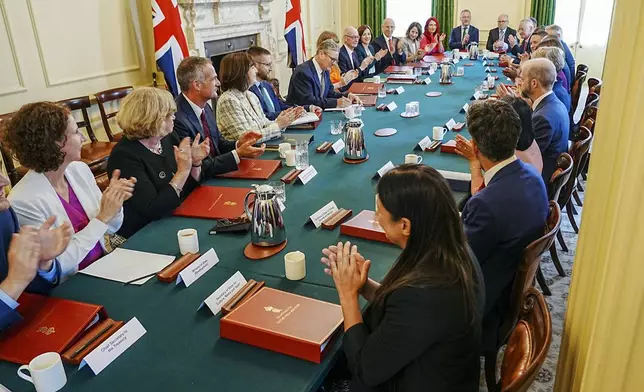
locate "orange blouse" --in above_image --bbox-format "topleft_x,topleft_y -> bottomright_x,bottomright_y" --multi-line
330,64 -> 342,84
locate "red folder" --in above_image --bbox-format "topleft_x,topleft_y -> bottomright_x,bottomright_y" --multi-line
0,293 -> 106,364
348,82 -> 380,95
173,186 -> 251,220
217,159 -> 282,180
360,95 -> 378,107
340,210 -> 392,244
384,65 -> 414,74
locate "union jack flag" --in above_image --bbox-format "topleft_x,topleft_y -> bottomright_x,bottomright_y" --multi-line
284,0 -> 307,68
152,0 -> 189,96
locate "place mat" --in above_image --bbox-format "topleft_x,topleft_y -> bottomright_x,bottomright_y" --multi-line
426,92 -> 442,97
244,240 -> 288,260
374,128 -> 397,137
400,112 -> 419,118
343,155 -> 369,164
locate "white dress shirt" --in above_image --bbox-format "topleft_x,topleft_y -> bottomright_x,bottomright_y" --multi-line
531,90 -> 554,111
484,155 -> 518,186
344,44 -> 355,68
497,28 -> 509,51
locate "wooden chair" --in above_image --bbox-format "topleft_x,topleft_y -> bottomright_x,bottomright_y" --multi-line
95,172 -> 110,192
585,77 -> 602,106
570,64 -> 589,117
499,288 -> 552,392
95,86 -> 133,142
484,201 -> 561,391
577,105 -> 599,187
59,96 -> 116,175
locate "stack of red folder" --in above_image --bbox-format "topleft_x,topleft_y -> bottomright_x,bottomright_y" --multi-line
173,186 -> 251,220
217,159 -> 282,180
347,82 -> 380,95
340,210 -> 392,244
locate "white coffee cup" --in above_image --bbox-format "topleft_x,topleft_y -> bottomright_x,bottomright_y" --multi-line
285,150 -> 296,167
177,228 -> 199,255
433,126 -> 445,141
373,75 -> 381,84
278,143 -> 291,158
343,105 -> 357,119
405,154 -> 423,164
284,251 -> 306,280
18,352 -> 67,392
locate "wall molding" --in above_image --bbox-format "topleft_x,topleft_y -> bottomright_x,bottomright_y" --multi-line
0,0 -> 26,96
25,0 -> 140,88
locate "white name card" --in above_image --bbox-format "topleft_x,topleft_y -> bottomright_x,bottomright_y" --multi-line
80,317 -> 146,375
485,67 -> 491,73
445,118 -> 457,131
482,60 -> 488,66
176,248 -> 219,287
453,58 -> 460,64
384,102 -> 398,111
330,138 -> 345,154
277,198 -> 286,212
309,201 -> 339,228
298,165 -> 318,185
428,69 -> 435,75
394,86 -> 405,94
198,271 -> 247,314
460,103 -> 469,114
422,78 -> 431,84
416,136 -> 432,151
472,91 -> 483,100
375,161 -> 395,178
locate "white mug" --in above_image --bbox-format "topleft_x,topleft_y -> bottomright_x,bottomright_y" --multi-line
177,228 -> 199,255
373,75 -> 381,84
278,143 -> 291,158
285,150 -> 296,167
343,105 -> 357,119
405,154 -> 423,164
284,251 -> 306,280
433,126 -> 445,141
17,352 -> 67,392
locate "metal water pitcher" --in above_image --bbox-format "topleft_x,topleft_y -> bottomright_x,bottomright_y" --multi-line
244,184 -> 286,247
468,42 -> 479,60
343,119 -> 368,160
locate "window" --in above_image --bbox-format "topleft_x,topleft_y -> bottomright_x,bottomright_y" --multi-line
386,0 -> 433,38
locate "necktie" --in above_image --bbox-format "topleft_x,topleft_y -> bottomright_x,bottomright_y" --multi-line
462,27 -> 467,40
388,37 -> 394,52
199,111 -> 215,156
261,85 -> 276,113
499,29 -> 505,42
349,50 -> 354,68
319,72 -> 326,97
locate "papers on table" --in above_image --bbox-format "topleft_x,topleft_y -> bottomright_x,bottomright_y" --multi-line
290,112 -> 319,126
80,248 -> 175,285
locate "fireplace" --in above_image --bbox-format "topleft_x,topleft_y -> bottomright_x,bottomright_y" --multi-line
204,34 -> 259,74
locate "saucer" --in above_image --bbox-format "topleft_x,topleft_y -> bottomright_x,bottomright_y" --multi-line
374,128 -> 397,137
425,92 -> 442,97
400,112 -> 420,118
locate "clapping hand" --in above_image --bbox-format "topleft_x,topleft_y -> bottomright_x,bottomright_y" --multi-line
309,105 -> 322,117
462,34 -> 470,45
347,93 -> 362,105
37,216 -> 73,267
321,244 -> 370,277
439,33 -> 447,42
502,67 -> 519,80
235,131 -> 265,158
341,70 -> 359,86
508,35 -> 517,47
3,228 -> 41,299
325,242 -> 371,299
275,107 -> 300,129
96,169 -> 136,224
518,52 -> 530,63
375,48 -> 388,61
455,134 -> 477,162
190,134 -> 211,166
496,83 -> 517,98
174,137 -> 193,174
360,56 -> 375,70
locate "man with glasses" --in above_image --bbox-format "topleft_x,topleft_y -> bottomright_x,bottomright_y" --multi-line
247,46 -> 321,120
486,14 -> 516,52
287,39 -> 362,109
449,9 -> 480,50
338,26 -> 377,81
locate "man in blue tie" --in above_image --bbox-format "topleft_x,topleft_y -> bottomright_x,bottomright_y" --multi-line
247,46 -> 321,120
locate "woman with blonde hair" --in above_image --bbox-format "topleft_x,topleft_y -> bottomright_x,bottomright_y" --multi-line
107,87 -> 210,238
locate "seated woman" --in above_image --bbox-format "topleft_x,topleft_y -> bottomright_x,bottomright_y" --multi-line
5,102 -> 133,277
532,47 -> 571,111
355,25 -> 388,77
217,52 -> 301,143
419,17 -> 446,56
107,87 -> 209,239
321,165 -> 484,391
400,22 -> 424,63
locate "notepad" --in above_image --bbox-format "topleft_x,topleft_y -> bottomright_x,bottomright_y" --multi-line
80,249 -> 176,285
290,112 -> 320,126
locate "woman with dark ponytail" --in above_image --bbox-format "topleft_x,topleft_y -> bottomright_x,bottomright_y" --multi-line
321,164 -> 484,391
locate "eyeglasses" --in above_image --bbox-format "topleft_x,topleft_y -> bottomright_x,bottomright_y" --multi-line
325,52 -> 339,64
498,20 -> 508,23
255,60 -> 272,67
345,35 -> 360,40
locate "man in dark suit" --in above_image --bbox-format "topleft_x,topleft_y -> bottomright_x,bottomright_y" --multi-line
246,46 -> 321,120
461,99 -> 549,352
546,24 -> 576,81
371,18 -> 401,74
286,40 -> 362,109
173,56 -> 265,177
486,14 -> 517,52
509,18 -> 535,56
338,26 -> 376,80
449,9 -> 480,50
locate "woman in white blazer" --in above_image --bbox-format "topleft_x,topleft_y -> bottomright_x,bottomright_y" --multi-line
216,52 -> 301,143
4,102 -> 135,279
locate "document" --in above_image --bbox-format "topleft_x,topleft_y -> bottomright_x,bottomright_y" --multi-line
290,112 -> 319,126
80,248 -> 175,285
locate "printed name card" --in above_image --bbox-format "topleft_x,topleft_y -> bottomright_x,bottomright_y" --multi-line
471,91 -> 484,100
460,103 -> 469,113
428,69 -> 435,75
297,165 -> 318,185
422,78 -> 431,84
177,248 -> 219,287
308,201 -> 339,228
482,60 -> 488,66
373,161 -> 395,179
445,118 -> 457,131
415,136 -> 432,151
199,271 -> 247,314
394,86 -> 405,94
384,102 -> 398,111
330,139 -> 345,154
453,58 -> 460,64
485,67 -> 491,73
80,317 -> 146,375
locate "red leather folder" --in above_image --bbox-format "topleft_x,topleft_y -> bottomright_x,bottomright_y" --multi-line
440,140 -> 458,154
220,287 -> 343,363
340,210 -> 392,244
217,159 -> 282,180
173,186 -> 252,220
422,54 -> 446,63
360,95 -> 378,107
0,293 -> 106,364
384,65 -> 414,74
348,82 -> 380,95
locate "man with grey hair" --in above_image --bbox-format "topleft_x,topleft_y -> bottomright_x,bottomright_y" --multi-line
508,18 -> 535,56
532,47 -> 571,111
173,56 -> 265,177
287,39 -> 362,109
546,24 -> 576,80
449,9 -> 480,50
486,14 -> 516,52
515,58 -> 569,183
371,18 -> 400,73
338,26 -> 378,80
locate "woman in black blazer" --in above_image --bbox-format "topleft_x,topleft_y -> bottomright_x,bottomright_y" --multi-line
107,87 -> 210,239
355,25 -> 388,77
321,165 -> 484,391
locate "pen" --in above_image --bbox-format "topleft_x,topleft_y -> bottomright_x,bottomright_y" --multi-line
122,271 -> 158,286
70,323 -> 114,359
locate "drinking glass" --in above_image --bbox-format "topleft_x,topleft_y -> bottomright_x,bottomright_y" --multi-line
378,84 -> 387,98
414,67 -> 422,76
330,120 -> 342,135
269,181 -> 286,204
295,140 -> 309,170
405,103 -> 413,115
410,101 -> 420,116
457,66 -> 465,76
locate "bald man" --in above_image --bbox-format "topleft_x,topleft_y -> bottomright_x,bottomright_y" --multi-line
486,14 -> 517,52
517,58 -> 569,183
338,26 -> 377,82
371,18 -> 403,73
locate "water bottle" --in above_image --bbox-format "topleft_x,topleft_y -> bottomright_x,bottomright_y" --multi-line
295,140 -> 309,170
378,84 -> 386,99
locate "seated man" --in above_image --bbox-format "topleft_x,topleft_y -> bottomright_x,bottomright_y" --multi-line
173,56 -> 265,177
338,26 -> 376,81
0,172 -> 72,330
247,46 -> 321,120
508,18 -> 535,56
449,9 -> 480,50
461,99 -> 549,354
486,14 -> 516,52
532,47 -> 571,111
286,39 -> 362,109
371,18 -> 401,74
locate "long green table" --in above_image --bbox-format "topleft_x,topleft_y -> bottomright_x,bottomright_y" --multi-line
0,58 -> 489,391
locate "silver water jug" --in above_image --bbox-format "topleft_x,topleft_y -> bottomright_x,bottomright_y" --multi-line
468,42 -> 479,60
244,184 -> 286,247
343,119 -> 367,160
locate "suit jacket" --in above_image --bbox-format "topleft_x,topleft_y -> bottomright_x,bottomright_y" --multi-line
286,59 -> 344,109
173,94 -> 238,178
449,25 -> 480,50
217,89 -> 282,143
338,45 -> 367,79
553,78 -> 572,113
343,256 -> 485,391
248,81 -> 305,121
371,35 -> 401,73
510,35 -> 531,56
400,37 -> 422,63
561,40 -> 576,84
486,27 -> 517,51
532,93 -> 570,185
462,159 -> 548,351
355,44 -> 379,77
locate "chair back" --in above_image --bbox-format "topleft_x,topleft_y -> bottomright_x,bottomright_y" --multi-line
580,105 -> 598,135
58,96 -> 98,142
586,77 -> 603,104
559,126 -> 593,208
497,202 -> 560,347
548,153 -> 573,201
94,86 -> 133,141
0,113 -> 20,186
570,64 -> 589,115
500,288 -> 552,392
